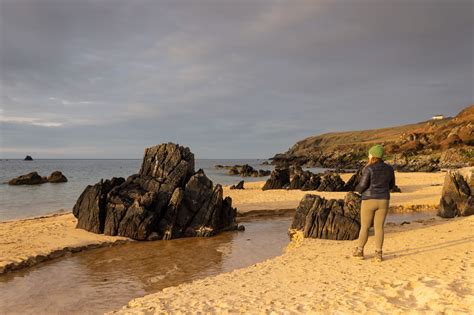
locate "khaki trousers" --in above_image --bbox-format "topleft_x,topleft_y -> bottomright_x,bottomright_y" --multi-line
357,199 -> 389,251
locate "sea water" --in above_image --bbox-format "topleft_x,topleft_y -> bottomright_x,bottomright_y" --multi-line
0,159 -> 275,221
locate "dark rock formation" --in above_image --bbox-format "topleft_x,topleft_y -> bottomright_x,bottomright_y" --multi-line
262,168 -> 290,190
318,172 -> 345,192
258,169 -> 272,177
343,169 -> 363,191
73,143 -> 240,240
24,155 -> 33,161
230,180 -> 245,190
289,192 -> 362,240
8,172 -> 47,185
8,171 -> 68,185
289,166 -> 321,191
438,168 -> 474,218
47,171 -> 68,183
228,166 -> 240,175
263,167 -> 346,192
227,164 -> 271,177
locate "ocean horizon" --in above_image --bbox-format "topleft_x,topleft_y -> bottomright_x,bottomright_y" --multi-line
1,158 -> 285,221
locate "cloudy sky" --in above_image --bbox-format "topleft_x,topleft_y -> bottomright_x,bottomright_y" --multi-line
0,0 -> 472,158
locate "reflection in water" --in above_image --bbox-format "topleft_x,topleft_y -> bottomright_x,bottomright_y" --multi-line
0,217 -> 291,315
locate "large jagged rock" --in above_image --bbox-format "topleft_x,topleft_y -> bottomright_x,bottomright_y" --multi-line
438,168 -> 474,218
289,192 -> 362,240
8,172 -> 47,185
73,143 -> 239,240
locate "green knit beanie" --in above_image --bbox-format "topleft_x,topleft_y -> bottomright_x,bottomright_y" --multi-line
368,144 -> 384,159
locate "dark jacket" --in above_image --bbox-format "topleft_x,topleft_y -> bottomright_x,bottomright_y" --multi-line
355,161 -> 395,200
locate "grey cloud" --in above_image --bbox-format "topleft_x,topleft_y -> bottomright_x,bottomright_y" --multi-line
0,0 -> 472,158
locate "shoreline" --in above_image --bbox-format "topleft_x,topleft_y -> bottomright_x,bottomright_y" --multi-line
113,216 -> 474,314
0,171 -> 445,275
0,204 -> 439,276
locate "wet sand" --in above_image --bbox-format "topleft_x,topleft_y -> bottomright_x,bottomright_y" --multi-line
114,216 -> 474,314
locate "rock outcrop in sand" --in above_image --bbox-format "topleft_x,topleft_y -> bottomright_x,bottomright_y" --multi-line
289,192 -> 361,240
438,167 -> 474,218
230,180 -> 245,190
73,143 -> 239,240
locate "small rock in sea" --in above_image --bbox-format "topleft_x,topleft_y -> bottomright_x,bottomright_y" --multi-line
8,172 -> 47,185
24,155 -> 33,161
47,171 -> 68,183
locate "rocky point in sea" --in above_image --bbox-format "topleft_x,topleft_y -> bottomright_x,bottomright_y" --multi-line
73,143 -> 241,240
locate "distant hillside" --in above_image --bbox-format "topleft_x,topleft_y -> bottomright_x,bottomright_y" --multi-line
271,105 -> 474,171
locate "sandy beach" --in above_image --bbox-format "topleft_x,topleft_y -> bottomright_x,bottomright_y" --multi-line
225,171 -> 445,214
114,215 -> 474,314
0,171 -> 444,275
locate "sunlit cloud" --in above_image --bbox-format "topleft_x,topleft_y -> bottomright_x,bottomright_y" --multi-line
0,116 -> 63,127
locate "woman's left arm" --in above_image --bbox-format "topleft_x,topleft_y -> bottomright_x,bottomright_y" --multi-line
355,167 -> 370,194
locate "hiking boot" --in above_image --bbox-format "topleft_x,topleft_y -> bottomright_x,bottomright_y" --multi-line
374,250 -> 383,262
352,247 -> 364,259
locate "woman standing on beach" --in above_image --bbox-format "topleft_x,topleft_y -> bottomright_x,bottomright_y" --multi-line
353,144 -> 395,262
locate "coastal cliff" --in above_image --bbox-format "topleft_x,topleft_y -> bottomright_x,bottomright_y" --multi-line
271,105 -> 474,171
